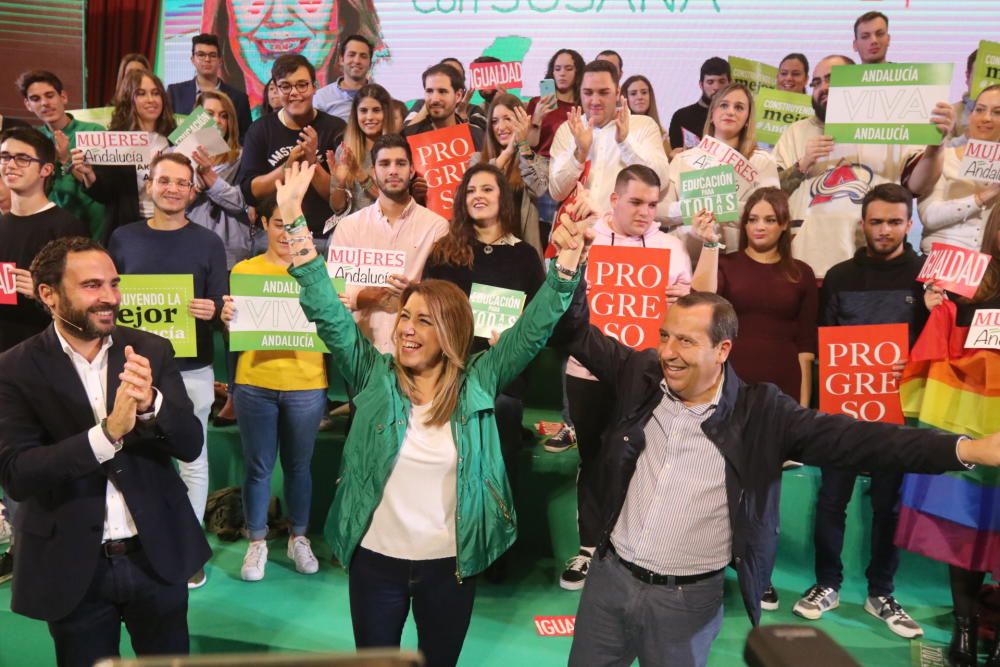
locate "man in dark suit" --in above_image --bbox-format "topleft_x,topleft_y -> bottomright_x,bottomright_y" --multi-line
167,33 -> 253,143
0,236 -> 211,667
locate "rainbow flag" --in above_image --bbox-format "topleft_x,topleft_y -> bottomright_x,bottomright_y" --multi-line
894,300 -> 1000,578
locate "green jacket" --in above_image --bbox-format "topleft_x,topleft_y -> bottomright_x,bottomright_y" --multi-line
39,115 -> 107,240
290,256 -> 580,579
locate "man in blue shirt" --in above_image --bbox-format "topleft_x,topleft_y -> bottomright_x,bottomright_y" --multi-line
313,34 -> 374,122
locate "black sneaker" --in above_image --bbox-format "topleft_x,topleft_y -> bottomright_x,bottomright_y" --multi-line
0,550 -> 12,585
559,550 -> 592,590
544,425 -> 577,453
761,585 -> 779,611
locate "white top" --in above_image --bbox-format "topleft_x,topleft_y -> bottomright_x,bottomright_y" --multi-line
548,114 -> 671,217
662,145 -> 780,251
53,327 -> 162,541
361,402 -> 458,560
774,116 -> 921,278
917,146 -> 994,253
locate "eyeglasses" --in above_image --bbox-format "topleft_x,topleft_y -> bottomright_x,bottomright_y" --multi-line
153,177 -> 194,190
193,51 -> 219,60
277,81 -> 313,94
0,153 -> 43,168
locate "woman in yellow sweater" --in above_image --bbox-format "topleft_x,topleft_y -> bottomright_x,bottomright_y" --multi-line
221,194 -> 328,582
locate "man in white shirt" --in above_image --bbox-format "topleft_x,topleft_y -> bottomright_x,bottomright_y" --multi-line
549,60 -> 670,218
775,54 -> 954,278
0,236 -> 209,667
330,134 -> 448,353
313,34 -> 374,122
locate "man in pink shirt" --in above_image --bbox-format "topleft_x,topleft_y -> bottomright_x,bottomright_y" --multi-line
330,134 -> 448,353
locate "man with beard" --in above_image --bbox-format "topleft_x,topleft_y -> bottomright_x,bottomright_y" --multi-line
402,63 -> 485,151
667,57 -> 730,156
0,126 -> 89,583
0,235 -> 210,667
792,183 -> 928,638
314,34 -> 374,122
774,54 -> 954,278
107,153 -> 227,588
329,134 -> 448,353
549,60 -> 670,219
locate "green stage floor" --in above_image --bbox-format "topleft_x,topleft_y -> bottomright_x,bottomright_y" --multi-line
0,409 -> 961,667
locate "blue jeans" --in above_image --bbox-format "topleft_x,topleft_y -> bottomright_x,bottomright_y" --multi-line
569,551 -> 724,667
349,546 -> 476,667
232,384 -> 327,540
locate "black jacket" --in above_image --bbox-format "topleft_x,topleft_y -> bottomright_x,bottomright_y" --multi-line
0,325 -> 211,621
820,244 -> 927,346
86,164 -> 142,245
566,295 -> 965,625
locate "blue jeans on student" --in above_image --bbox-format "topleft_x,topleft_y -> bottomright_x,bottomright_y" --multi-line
232,384 -> 327,540
349,546 -> 477,667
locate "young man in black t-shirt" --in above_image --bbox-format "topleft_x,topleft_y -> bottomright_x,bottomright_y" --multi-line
667,57 -> 731,157
238,54 -> 345,250
0,126 -> 87,583
0,126 -> 87,352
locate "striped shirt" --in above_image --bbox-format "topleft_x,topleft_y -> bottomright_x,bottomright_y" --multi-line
610,377 -> 732,576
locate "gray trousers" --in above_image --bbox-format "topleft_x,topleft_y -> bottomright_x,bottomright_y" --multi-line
569,551 -> 724,667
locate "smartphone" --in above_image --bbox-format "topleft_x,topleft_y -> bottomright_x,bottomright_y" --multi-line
539,78 -> 556,98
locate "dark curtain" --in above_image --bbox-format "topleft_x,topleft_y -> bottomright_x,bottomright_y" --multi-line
85,0 -> 162,107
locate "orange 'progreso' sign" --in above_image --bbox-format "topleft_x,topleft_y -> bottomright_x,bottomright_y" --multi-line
585,246 -> 671,351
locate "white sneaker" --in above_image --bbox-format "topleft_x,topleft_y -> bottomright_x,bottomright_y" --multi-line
792,584 -> 840,620
559,550 -> 592,590
864,595 -> 924,639
241,540 -> 268,581
288,536 -> 319,575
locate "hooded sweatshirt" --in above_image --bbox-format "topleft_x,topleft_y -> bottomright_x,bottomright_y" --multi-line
567,213 -> 693,380
820,243 -> 928,347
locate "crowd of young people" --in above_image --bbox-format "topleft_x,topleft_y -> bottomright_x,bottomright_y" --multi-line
2,9 -> 1000,667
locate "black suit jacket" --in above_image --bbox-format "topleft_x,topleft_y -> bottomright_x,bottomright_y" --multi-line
167,77 -> 253,143
0,325 -> 211,622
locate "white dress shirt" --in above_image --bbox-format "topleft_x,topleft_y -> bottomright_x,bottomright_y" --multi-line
54,326 -> 162,541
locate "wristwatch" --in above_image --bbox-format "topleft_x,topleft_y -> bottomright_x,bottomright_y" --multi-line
100,418 -> 124,453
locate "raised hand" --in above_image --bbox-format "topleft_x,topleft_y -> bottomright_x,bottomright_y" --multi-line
567,106 -> 593,161
325,148 -> 352,186
455,88 -> 474,122
11,267 -> 34,298
276,160 -> 317,219
512,106 -> 532,144
614,96 -> 630,143
297,126 -> 319,164
69,147 -> 95,187
119,345 -> 154,412
53,130 -> 70,166
691,209 -> 721,244
191,146 -> 218,188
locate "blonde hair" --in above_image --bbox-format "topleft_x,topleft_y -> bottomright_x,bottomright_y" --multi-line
703,82 -> 757,159
393,280 -> 474,426
195,89 -> 242,164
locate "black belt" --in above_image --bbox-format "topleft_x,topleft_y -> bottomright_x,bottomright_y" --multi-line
610,545 -> 723,586
102,537 -> 141,557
